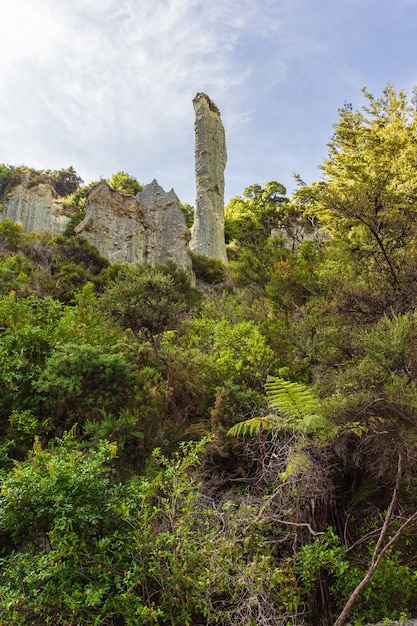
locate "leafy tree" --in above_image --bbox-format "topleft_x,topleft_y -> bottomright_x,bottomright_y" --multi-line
47,234 -> 109,301
49,166 -> 83,197
99,262 -> 199,343
0,436 -> 302,626
60,179 -> 99,212
297,84 -> 417,313
0,165 -> 31,197
0,294 -> 64,437
0,164 -> 83,200
164,315 -> 277,429
225,181 -> 289,247
224,181 -> 321,304
0,219 -> 24,253
0,434 -> 115,550
107,171 -> 144,195
0,163 -> 13,197
189,251 -> 227,283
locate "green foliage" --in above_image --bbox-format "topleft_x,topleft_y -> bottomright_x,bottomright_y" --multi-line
61,179 -> 99,211
107,171 -> 144,195
297,85 -> 417,312
0,294 -> 64,432
0,435 -> 124,624
3,84 -> 417,625
99,262 -> 199,341
7,409 -> 52,457
160,313 -> 277,432
63,209 -> 86,234
0,253 -> 34,297
0,434 -> 114,548
47,234 -> 109,301
0,219 -> 25,252
229,376 -> 332,440
0,163 -> 12,196
180,202 -> 194,228
227,415 -> 275,438
265,239 -> 325,312
183,317 -> 275,384
225,181 -> 290,247
296,527 -> 349,594
0,164 -> 36,197
49,166 -> 83,197
225,197 -> 322,313
189,250 -> 227,283
265,376 -> 329,436
0,436 -> 302,625
0,220 -> 109,300
0,164 -> 83,200
339,550 -> 417,622
36,342 -> 136,430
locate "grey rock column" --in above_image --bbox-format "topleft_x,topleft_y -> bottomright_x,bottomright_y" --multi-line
190,93 -> 228,263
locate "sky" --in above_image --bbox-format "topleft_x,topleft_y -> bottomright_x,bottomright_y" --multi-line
2,0 -> 417,206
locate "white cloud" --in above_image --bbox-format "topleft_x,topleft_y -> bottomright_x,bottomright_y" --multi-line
2,0 -> 417,203
0,0 -> 286,198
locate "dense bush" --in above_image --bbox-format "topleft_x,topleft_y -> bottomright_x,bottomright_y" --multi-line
2,86 -> 417,624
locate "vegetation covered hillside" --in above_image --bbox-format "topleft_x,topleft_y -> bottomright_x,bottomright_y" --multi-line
1,85 -> 417,625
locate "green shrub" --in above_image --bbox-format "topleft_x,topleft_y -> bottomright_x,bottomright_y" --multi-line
36,343 -> 136,430
0,436 -> 301,625
190,251 -> 228,283
107,171 -> 143,195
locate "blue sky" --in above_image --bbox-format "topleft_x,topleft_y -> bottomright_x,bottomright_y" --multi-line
2,0 -> 417,205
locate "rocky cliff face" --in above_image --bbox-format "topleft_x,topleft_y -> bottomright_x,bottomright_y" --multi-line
190,92 -> 228,263
1,183 -> 72,234
0,93 -> 228,270
137,179 -> 191,269
75,180 -> 192,271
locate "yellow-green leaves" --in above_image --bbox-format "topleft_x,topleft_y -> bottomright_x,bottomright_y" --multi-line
228,376 -> 333,442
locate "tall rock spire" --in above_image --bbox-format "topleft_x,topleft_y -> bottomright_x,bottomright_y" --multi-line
190,93 -> 228,263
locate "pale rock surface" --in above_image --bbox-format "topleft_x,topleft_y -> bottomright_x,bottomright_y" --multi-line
1,183 -> 72,234
137,179 -> 192,271
190,93 -> 228,263
75,180 -> 192,272
75,181 -> 147,264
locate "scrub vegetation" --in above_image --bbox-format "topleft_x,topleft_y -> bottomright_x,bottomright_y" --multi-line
1,85 -> 417,625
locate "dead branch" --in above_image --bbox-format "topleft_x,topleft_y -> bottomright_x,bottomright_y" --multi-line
333,451 -> 414,626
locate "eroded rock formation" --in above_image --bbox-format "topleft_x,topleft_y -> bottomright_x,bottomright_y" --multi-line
74,181 -> 146,263
137,179 -> 192,270
1,183 -> 72,234
1,94 -> 229,271
75,180 -> 192,271
190,92 -> 228,263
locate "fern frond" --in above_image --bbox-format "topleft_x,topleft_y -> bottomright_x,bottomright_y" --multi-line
265,376 -> 334,438
227,416 -> 274,438
227,377 -> 333,441
265,376 -> 320,420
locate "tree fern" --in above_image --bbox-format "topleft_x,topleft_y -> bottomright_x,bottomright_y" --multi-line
264,376 -> 327,435
228,416 -> 274,438
228,376 -> 333,440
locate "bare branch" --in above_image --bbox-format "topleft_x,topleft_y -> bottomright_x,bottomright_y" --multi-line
333,451 -> 409,626
268,517 -> 325,536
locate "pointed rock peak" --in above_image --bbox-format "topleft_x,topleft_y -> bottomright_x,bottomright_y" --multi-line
138,179 -> 165,197
138,180 -> 180,206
